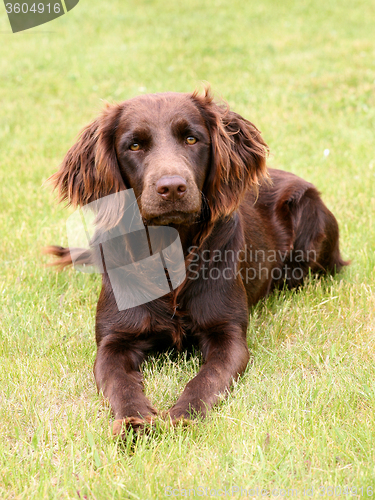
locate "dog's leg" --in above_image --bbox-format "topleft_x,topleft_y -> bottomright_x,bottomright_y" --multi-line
94,335 -> 157,434
283,187 -> 348,286
168,328 -> 249,422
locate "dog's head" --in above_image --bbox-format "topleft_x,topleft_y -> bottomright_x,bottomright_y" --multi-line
50,88 -> 268,226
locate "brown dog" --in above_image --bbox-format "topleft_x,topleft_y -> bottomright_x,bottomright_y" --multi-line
47,89 -> 347,433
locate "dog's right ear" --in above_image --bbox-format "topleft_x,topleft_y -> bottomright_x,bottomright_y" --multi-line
48,103 -> 126,207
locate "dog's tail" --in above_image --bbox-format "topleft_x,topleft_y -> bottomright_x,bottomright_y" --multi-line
43,246 -> 94,270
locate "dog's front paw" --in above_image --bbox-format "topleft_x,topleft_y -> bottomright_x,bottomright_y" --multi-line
163,408 -> 196,427
112,415 -> 155,436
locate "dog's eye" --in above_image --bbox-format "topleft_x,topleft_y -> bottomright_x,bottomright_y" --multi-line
129,143 -> 141,151
185,136 -> 197,145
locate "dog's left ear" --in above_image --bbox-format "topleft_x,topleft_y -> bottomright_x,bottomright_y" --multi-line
192,91 -> 269,220
48,103 -> 126,208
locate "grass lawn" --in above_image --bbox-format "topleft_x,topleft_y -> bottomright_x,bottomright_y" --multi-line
0,0 -> 374,498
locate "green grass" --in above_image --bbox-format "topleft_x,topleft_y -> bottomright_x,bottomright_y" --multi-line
1,0 -> 375,498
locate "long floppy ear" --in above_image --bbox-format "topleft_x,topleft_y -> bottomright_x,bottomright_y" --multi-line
48,103 -> 126,207
191,89 -> 269,220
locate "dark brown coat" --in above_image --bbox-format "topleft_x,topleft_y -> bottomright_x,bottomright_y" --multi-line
47,89 -> 347,433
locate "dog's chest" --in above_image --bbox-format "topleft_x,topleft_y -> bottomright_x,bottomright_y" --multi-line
143,296 -> 196,351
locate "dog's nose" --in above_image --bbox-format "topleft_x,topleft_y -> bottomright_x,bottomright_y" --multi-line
156,175 -> 187,201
